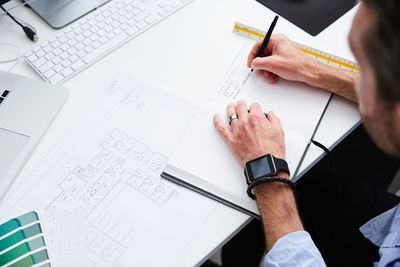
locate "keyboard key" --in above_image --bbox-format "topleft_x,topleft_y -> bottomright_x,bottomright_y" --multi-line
35,50 -> 45,58
71,60 -> 85,71
135,12 -> 149,21
136,21 -> 148,30
61,67 -> 73,77
49,73 -> 64,84
83,39 -> 92,46
83,30 -> 92,37
62,60 -> 72,68
99,36 -> 108,44
84,46 -> 94,53
126,26 -> 139,36
54,65 -> 63,73
38,61 -> 53,73
120,23 -> 129,31
70,54 -> 79,62
90,34 -> 99,41
67,32 -> 76,39
53,48 -> 62,55
98,21 -> 107,29
92,41 -> 101,49
44,69 -> 56,79
132,8 -> 141,15
77,50 -> 87,58
45,53 -> 55,61
50,40 -> 62,48
52,57 -> 62,65
76,42 -> 85,50
40,41 -> 50,48
26,54 -> 38,63
33,57 -> 46,68
145,15 -> 157,24
113,27 -> 123,35
68,39 -> 78,46
106,32 -> 116,40
2,90 -> 9,97
59,36 -> 68,43
60,52 -> 70,60
74,27 -> 84,35
60,43 -> 69,51
43,45 -> 53,53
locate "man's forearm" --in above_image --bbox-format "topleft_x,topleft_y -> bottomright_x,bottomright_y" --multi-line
304,61 -> 358,103
254,179 -> 304,251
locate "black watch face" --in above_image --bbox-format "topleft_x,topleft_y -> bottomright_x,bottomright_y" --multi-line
249,156 -> 272,179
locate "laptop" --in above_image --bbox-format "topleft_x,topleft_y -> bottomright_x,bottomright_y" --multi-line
0,71 -> 68,200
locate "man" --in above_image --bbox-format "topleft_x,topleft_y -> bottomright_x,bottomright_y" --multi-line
213,0 -> 400,266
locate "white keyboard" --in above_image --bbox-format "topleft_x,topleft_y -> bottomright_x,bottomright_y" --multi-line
24,0 -> 192,84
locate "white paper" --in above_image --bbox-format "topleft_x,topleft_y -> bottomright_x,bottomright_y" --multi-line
0,76 -> 218,266
165,45 -> 331,215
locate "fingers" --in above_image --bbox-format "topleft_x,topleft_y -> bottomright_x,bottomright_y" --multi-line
267,111 -> 281,125
247,41 -> 262,68
251,56 -> 280,73
248,35 -> 284,68
235,100 -> 249,121
269,73 -> 278,84
226,102 -> 238,128
249,102 -> 262,114
213,114 -> 233,145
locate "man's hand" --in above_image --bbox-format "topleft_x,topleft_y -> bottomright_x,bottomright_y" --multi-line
248,34 -> 358,102
247,34 -> 317,85
213,100 -> 302,250
213,100 -> 285,168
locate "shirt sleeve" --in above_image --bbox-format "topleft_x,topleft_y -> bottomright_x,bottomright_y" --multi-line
264,231 -> 326,267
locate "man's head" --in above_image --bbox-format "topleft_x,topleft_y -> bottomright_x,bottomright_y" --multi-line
349,0 -> 400,158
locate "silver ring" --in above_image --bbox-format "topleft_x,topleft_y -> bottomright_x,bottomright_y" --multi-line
229,114 -> 238,126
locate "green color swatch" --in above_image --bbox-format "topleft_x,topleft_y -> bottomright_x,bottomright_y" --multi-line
0,224 -> 42,251
8,249 -> 49,267
0,236 -> 45,265
0,212 -> 38,237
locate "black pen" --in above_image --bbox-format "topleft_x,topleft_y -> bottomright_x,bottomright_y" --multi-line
243,15 -> 279,86
251,15 -> 279,72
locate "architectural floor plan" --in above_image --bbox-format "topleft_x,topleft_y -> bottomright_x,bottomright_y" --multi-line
0,76 -> 218,266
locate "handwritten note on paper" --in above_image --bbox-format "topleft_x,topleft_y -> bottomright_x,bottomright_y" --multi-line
164,45 -> 332,215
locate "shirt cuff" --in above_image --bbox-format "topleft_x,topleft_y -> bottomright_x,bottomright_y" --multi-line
264,231 -> 326,267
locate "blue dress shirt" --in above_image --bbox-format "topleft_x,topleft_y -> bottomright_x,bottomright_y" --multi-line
264,204 -> 400,266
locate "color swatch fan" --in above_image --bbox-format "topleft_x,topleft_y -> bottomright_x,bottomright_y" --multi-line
0,212 -> 51,267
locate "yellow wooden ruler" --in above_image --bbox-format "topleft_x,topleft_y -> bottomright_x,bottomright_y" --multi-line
233,21 -> 359,72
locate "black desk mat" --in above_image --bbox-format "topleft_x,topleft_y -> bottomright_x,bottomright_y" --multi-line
256,0 -> 357,36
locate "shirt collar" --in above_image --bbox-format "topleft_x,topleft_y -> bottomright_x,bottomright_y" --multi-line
359,204 -> 400,247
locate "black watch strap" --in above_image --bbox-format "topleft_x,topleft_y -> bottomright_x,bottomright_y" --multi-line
247,177 -> 295,199
274,156 -> 290,176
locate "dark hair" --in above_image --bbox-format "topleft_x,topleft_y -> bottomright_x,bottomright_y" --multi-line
362,0 -> 400,102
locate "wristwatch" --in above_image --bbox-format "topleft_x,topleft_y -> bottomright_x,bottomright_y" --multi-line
244,154 -> 290,185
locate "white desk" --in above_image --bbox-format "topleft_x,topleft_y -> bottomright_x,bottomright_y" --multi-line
0,0 -> 360,265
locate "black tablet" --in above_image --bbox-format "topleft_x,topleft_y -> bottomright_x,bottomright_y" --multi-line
256,0 -> 357,36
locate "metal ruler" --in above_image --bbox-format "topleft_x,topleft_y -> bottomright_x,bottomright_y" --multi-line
233,21 -> 359,72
